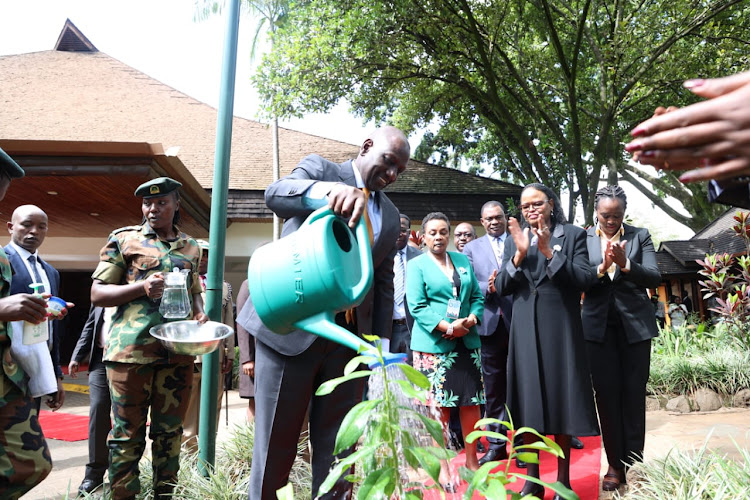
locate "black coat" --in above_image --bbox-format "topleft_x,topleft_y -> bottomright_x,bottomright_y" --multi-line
496,222 -> 599,436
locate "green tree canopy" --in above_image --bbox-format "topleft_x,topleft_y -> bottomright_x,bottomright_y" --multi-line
254,0 -> 750,229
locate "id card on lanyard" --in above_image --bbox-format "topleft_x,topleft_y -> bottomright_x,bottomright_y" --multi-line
446,284 -> 461,319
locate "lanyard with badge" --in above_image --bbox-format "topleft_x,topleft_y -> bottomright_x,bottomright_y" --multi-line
439,255 -> 462,319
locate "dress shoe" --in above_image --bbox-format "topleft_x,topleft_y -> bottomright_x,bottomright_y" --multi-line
478,446 -> 508,465
602,472 -> 620,491
477,440 -> 486,453
515,456 -> 527,468
571,436 -> 584,449
77,478 -> 103,495
519,482 -> 544,498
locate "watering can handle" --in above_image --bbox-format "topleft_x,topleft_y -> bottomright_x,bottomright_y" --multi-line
305,206 -> 374,305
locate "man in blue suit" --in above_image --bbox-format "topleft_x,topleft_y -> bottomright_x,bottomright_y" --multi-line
462,201 -> 514,463
5,204 -> 65,410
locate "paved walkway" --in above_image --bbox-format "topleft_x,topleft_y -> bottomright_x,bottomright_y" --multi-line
21,379 -> 750,499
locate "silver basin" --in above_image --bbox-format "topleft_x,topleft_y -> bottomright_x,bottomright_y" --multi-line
149,320 -> 234,356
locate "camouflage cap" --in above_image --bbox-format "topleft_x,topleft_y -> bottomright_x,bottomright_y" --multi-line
0,147 -> 26,179
134,177 -> 182,198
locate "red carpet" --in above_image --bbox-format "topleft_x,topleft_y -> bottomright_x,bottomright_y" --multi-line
38,410 -> 90,442
423,436 -> 601,499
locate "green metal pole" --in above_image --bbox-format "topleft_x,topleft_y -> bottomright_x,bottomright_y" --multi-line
198,0 -> 240,475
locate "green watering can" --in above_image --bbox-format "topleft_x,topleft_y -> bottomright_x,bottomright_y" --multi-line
248,205 -> 377,354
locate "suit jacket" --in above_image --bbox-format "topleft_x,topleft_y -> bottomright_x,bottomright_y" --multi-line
5,244 -> 63,378
462,235 -> 513,336
581,224 -> 661,344
406,251 -> 484,353
238,155 -> 400,356
71,305 -> 105,365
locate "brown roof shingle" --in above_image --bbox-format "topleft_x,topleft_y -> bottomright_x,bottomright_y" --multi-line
0,49 -> 521,205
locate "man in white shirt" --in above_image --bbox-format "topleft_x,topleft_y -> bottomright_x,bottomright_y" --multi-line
391,214 -> 421,361
5,205 -> 65,411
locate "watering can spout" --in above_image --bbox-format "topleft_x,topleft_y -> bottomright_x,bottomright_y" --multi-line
294,313 -> 376,355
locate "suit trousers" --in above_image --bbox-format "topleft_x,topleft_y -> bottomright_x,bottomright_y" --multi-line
586,311 -> 651,469
86,347 -> 112,483
390,322 -> 412,364
249,336 -> 366,500
181,351 -> 226,453
479,320 -> 510,449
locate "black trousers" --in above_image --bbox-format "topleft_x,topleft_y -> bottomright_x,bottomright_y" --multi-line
480,320 -> 510,449
86,347 -> 112,483
586,311 -> 651,469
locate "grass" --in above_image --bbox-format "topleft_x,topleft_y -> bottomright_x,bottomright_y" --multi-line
78,421 -> 311,500
619,439 -> 750,499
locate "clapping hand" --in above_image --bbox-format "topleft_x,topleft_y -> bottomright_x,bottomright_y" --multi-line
609,240 -> 627,268
531,217 -> 552,258
488,269 -> 498,294
508,217 -> 530,266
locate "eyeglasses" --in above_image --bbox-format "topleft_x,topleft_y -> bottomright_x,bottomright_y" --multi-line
520,200 -> 549,212
455,232 -> 473,238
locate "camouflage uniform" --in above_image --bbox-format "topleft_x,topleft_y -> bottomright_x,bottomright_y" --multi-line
92,223 -> 202,499
0,246 -> 52,499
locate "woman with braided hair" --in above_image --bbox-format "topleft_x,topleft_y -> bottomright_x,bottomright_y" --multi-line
581,185 -> 661,492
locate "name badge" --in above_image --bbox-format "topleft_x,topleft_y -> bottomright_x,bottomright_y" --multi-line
446,298 -> 461,319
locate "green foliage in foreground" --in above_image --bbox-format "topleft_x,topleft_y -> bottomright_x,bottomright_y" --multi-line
77,422 -> 311,500
621,440 -> 750,499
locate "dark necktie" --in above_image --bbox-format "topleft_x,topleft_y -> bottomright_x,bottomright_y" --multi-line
28,255 -> 45,293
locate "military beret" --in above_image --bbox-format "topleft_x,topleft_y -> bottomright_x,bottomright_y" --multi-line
134,177 -> 182,198
0,147 -> 26,179
196,239 -> 210,251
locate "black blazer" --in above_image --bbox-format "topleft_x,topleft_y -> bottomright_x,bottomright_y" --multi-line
238,155 -> 400,356
581,224 -> 662,344
71,305 -> 105,365
5,244 -> 64,378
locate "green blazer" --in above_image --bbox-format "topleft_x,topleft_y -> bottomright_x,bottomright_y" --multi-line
406,251 -> 484,353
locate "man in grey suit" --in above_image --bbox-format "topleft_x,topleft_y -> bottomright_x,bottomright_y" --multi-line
237,127 -> 410,499
462,201 -> 514,464
391,213 -> 421,361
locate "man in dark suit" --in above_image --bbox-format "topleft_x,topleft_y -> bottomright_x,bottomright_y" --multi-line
68,306 -> 112,495
391,213 -> 421,360
5,204 -> 65,410
237,126 -> 410,499
462,201 -> 514,463
0,148 -> 56,499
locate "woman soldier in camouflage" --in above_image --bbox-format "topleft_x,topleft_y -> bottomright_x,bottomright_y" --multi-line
90,177 -> 208,500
